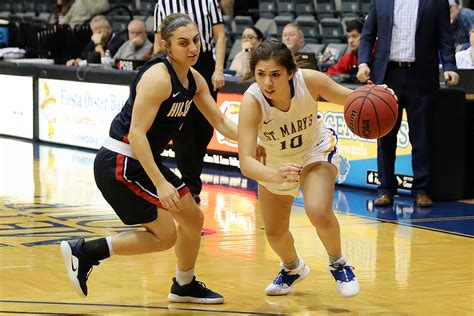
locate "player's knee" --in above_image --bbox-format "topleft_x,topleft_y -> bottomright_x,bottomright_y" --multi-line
305,204 -> 333,228
152,228 -> 177,251
182,206 -> 204,230
265,226 -> 287,241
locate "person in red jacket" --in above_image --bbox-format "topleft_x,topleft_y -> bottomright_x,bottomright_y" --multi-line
327,19 -> 364,76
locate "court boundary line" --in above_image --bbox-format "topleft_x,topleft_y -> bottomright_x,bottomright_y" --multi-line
0,300 -> 284,315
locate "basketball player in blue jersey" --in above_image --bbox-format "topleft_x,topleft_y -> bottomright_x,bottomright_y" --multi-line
238,41 -> 394,298
59,13 -> 237,304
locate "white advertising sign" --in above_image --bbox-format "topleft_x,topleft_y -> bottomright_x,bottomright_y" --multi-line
38,78 -> 129,149
0,74 -> 33,139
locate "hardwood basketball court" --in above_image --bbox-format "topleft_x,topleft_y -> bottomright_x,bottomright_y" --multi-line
1,137 -> 473,315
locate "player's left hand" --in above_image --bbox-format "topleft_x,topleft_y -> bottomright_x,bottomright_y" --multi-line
369,81 -> 398,102
444,71 -> 459,86
212,69 -> 225,91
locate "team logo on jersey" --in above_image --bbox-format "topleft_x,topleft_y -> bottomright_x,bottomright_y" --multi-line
167,99 -> 192,117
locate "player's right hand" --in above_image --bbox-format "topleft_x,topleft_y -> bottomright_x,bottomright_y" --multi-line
273,163 -> 303,184
156,181 -> 183,212
357,65 -> 371,83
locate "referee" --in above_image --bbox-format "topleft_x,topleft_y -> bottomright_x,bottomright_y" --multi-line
153,0 -> 226,203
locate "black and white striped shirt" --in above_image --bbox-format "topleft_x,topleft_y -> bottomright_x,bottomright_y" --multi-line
153,0 -> 224,53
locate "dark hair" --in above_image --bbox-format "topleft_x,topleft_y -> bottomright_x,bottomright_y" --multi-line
247,40 -> 297,79
245,26 -> 264,41
345,18 -> 364,34
160,13 -> 195,41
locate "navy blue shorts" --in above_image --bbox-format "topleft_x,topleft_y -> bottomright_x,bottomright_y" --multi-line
94,147 -> 189,225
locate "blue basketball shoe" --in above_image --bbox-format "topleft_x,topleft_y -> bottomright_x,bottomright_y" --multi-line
168,276 -> 224,304
265,259 -> 310,296
329,261 -> 359,297
60,238 -> 99,297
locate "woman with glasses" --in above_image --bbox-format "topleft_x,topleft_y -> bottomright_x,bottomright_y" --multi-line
229,26 -> 264,77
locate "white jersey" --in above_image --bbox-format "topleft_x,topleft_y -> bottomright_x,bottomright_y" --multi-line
245,69 -> 340,196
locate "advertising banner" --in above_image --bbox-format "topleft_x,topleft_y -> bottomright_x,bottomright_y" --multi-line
38,78 -> 129,149
0,74 -> 33,139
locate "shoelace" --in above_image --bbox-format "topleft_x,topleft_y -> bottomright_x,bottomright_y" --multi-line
331,264 -> 356,281
274,270 -> 290,284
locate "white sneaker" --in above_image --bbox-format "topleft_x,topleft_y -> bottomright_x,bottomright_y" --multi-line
265,259 -> 310,296
328,262 -> 359,297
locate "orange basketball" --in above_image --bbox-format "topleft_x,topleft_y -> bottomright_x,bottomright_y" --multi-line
344,85 -> 398,139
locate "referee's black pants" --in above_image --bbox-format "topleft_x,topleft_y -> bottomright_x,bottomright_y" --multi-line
173,51 -> 216,196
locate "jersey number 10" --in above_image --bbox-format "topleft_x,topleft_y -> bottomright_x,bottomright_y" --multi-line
280,134 -> 303,150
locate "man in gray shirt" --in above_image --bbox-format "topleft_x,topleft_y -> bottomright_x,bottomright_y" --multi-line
113,19 -> 153,61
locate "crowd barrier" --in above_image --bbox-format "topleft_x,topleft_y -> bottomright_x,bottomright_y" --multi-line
0,61 -> 472,200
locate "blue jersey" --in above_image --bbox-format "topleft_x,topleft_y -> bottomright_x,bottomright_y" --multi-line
109,54 -> 197,157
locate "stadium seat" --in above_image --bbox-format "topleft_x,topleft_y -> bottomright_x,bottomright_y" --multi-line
320,18 -> 345,43
340,0 -> 361,18
295,16 -> 322,44
276,0 -> 296,18
259,0 -> 278,19
274,15 -> 293,40
234,15 -> 254,37
314,0 -> 337,19
294,0 -> 317,19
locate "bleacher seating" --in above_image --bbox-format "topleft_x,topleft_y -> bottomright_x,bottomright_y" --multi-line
360,0 -> 371,16
320,18 -> 346,43
276,0 -> 296,18
234,15 -> 254,37
296,15 -> 322,44
225,39 -> 242,68
294,0 -> 317,19
340,0 -> 361,18
259,0 -> 278,19
274,15 -> 293,39
314,0 -> 337,19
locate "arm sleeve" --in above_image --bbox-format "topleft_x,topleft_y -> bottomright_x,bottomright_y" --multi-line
358,1 -> 378,65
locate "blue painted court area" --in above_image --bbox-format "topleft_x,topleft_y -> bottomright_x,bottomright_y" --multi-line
295,186 -> 474,238
197,162 -> 474,238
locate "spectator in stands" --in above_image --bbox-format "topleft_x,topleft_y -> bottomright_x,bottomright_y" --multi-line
357,0 -> 459,208
282,23 -> 316,55
113,19 -> 153,61
455,26 -> 474,68
327,19 -> 363,76
66,15 -> 125,66
229,26 -> 264,77
57,0 -> 110,28
449,0 -> 474,46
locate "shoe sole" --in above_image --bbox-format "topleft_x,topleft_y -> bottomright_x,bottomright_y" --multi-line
265,265 -> 311,296
167,293 -> 224,304
60,241 -> 86,298
335,279 -> 360,298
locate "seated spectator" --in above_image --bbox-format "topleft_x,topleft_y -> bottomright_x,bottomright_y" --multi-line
455,26 -> 474,68
282,23 -> 317,55
57,0 -> 110,28
113,19 -> 153,61
229,26 -> 264,77
327,19 -> 363,76
66,15 -> 125,66
449,0 -> 474,46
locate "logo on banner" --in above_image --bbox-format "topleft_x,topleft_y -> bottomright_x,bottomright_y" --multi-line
366,170 -> 413,190
216,100 -> 239,148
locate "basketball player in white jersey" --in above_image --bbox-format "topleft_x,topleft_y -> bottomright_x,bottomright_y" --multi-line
238,40 -> 394,297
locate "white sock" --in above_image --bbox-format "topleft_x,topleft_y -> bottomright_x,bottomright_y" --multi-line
329,255 -> 346,265
105,236 -> 114,256
283,256 -> 300,270
176,267 -> 194,286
